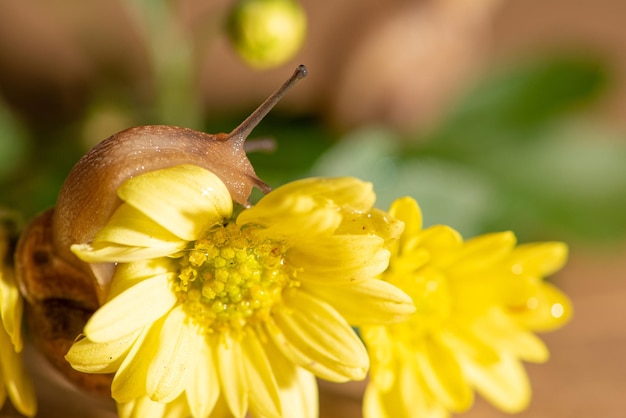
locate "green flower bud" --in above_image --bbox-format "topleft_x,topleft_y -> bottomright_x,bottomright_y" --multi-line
228,0 -> 307,69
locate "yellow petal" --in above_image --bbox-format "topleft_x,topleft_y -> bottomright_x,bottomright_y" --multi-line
265,341 -> 318,418
238,177 -> 376,236
412,225 -> 462,266
92,203 -> 187,248
66,329 -> 141,373
390,245 -> 431,273
289,236 -> 388,284
238,194 -> 342,237
302,278 -> 415,325
186,338 -> 219,418
511,282 -> 572,332
265,322 -> 347,383
217,333 -> 249,418
108,258 -> 177,301
206,393 -> 233,418
364,355 -> 449,418
452,272 -> 503,316
451,232 -> 516,274
0,326 -> 36,417
241,331 -> 282,418
279,367 -> 317,418
473,309 -> 549,363
463,353 -> 530,413
117,395 -> 191,418
118,164 -> 233,241
361,326 -> 395,391
388,196 -> 423,248
147,305 -> 200,402
510,242 -> 568,277
117,393 -> 190,418
112,321 -> 160,402
165,393 -> 193,417
273,289 -> 369,382
335,208 -> 404,245
0,268 -> 23,351
116,399 -> 135,418
117,396 -> 165,418
363,384 -> 394,418
85,274 -> 177,343
439,323 -> 500,365
415,337 -> 473,411
256,177 -> 376,212
72,243 -> 182,264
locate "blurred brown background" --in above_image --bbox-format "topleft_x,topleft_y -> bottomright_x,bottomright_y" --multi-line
1,0 -> 626,132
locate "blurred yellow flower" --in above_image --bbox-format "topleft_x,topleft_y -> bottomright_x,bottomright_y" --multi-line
228,0 -> 307,69
66,164 -> 414,418
362,197 -> 572,418
0,227 -> 36,417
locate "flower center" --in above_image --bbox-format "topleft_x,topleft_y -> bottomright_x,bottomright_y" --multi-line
176,222 -> 292,334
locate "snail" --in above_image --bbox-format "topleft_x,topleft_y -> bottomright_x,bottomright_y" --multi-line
14,65 -> 308,395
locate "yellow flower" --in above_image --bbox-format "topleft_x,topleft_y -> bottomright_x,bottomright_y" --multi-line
0,226 -> 36,417
228,0 -> 307,69
65,164 -> 414,418
361,197 -> 572,418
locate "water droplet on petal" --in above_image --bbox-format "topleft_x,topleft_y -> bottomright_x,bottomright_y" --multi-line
551,303 -> 564,319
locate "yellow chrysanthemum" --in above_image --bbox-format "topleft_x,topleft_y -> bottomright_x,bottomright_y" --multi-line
65,164 -> 414,418
362,197 -> 572,418
0,226 -> 36,417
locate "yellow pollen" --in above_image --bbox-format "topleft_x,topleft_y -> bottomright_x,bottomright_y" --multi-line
176,223 -> 292,334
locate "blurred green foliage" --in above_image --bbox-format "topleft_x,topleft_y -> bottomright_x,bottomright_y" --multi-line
428,54 -> 608,147
313,54 -> 626,244
0,102 -> 30,181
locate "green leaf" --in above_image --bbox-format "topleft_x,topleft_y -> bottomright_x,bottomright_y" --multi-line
476,121 -> 626,243
419,53 -> 609,158
125,0 -> 200,127
0,102 -> 30,181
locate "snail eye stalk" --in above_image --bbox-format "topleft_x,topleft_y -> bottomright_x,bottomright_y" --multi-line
227,65 -> 308,145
